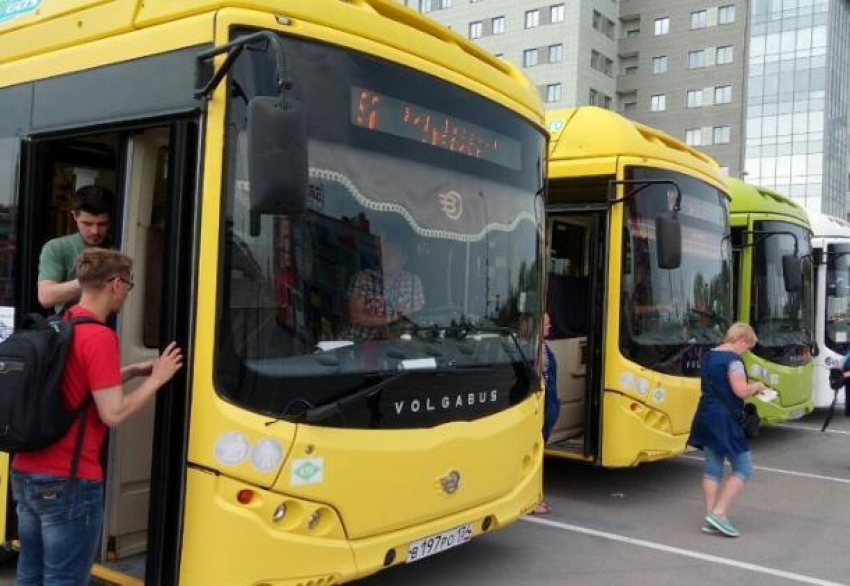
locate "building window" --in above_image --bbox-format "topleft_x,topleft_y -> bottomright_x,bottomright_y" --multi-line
421,0 -> 452,12
523,48 -> 539,67
550,4 -> 565,23
593,10 -> 615,39
685,128 -> 703,146
589,89 -> 611,108
591,50 -> 613,77
714,85 -> 732,104
688,49 -> 705,68
686,89 -> 704,108
625,27 -> 640,37
650,94 -> 666,111
468,21 -> 482,39
623,101 -> 637,112
716,45 -> 734,65
719,165 -> 730,176
545,83 -> 562,103
652,55 -> 667,74
492,15 -> 506,34
548,44 -> 564,63
654,17 -> 669,36
690,10 -> 707,29
713,125 -> 731,144
525,9 -> 539,29
718,5 -> 735,24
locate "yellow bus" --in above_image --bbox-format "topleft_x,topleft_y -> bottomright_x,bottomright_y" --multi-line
544,107 -> 732,467
0,2 -> 548,583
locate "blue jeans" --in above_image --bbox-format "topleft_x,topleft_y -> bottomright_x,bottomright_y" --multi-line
11,471 -> 104,586
702,446 -> 754,483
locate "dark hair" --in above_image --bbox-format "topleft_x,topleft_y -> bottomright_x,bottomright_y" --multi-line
76,248 -> 133,290
72,185 -> 113,216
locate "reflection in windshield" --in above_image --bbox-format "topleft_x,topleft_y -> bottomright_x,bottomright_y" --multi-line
825,243 -> 850,354
751,220 -> 813,365
214,31 -> 546,426
620,167 -> 732,375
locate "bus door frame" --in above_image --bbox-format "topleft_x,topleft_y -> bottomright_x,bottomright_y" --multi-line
11,117 -> 199,585
546,203 -> 609,460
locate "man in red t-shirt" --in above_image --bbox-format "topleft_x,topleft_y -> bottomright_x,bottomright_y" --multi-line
11,248 -> 183,585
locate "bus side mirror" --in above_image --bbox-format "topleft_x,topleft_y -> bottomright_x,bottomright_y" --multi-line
782,254 -> 802,292
656,213 -> 682,269
810,341 -> 820,357
247,96 -> 308,215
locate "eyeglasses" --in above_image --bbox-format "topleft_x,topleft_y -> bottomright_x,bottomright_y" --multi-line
112,276 -> 135,291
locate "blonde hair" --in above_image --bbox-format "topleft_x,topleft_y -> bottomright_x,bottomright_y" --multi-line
722,322 -> 757,346
76,248 -> 133,290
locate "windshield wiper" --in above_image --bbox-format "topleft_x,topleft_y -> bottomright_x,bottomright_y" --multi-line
650,337 -> 698,370
300,371 -> 407,425
457,324 -> 537,382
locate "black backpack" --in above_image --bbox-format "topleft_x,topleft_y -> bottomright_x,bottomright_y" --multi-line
0,313 -> 105,453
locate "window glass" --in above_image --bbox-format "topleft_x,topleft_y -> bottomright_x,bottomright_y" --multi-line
652,56 -> 667,73
550,4 -> 565,23
620,167 -> 732,375
654,17 -> 669,35
523,48 -> 539,67
751,220 -> 814,365
525,9 -> 540,28
492,16 -> 506,34
691,10 -> 707,29
650,94 -> 666,111
689,50 -> 706,68
215,32 -> 546,427
548,44 -> 564,63
469,21 -> 482,39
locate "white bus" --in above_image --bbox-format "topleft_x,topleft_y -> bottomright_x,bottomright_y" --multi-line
809,210 -> 850,409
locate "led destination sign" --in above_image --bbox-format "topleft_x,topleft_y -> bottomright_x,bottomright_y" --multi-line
351,86 -> 521,170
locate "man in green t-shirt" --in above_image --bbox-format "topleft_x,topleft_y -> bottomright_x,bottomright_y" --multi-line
38,185 -> 113,313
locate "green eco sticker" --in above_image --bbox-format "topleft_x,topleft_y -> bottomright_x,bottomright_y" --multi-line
0,0 -> 41,24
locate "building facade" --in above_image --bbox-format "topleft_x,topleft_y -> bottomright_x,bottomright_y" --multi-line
399,0 -> 850,216
617,0 -> 747,177
742,0 -> 850,215
395,0 -> 619,110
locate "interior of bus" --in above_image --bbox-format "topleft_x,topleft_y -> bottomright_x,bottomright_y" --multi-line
15,124 -> 188,581
544,174 -> 610,459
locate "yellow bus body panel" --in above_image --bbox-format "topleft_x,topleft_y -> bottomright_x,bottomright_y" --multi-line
545,107 -> 727,467
180,400 -> 543,584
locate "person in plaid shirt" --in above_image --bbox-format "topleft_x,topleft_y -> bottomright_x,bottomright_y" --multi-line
345,241 -> 424,341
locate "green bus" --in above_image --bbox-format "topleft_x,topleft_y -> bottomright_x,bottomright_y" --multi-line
728,178 -> 814,423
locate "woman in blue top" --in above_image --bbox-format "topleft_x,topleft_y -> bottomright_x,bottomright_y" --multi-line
688,322 -> 766,537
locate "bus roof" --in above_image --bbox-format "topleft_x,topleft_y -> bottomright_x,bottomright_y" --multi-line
0,0 -> 543,125
727,178 -> 809,226
807,209 -> 850,242
546,107 -> 724,186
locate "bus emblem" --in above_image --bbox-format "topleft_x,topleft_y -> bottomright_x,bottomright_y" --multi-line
438,191 -> 463,221
440,470 -> 461,494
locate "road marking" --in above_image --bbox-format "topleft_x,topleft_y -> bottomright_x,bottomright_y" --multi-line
522,516 -> 846,586
680,455 -> 850,485
773,423 -> 850,436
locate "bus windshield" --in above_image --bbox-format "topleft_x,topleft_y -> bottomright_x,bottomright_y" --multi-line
751,220 -> 813,365
620,167 -> 732,375
214,31 -> 546,428
825,242 -> 850,354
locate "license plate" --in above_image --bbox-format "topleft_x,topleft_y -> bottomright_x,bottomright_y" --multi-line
406,523 -> 473,563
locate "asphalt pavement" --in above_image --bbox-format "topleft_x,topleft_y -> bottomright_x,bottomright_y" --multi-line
2,408 -> 849,585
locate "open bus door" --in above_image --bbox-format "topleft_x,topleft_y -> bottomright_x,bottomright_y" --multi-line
545,207 -> 608,462
10,120 -> 197,584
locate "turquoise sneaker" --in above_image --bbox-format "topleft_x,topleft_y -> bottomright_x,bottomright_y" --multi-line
701,520 -> 719,534
705,513 -> 740,537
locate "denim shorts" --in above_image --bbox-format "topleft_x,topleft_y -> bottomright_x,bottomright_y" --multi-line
702,446 -> 754,483
11,471 -> 104,586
